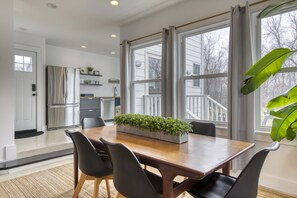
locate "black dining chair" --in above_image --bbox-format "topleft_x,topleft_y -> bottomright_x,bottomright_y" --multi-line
101,138 -> 166,198
190,121 -> 216,137
82,117 -> 106,129
187,142 -> 280,198
65,130 -> 113,198
82,117 -> 108,156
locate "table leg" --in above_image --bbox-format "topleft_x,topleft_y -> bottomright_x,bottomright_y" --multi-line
222,161 -> 231,175
74,146 -> 78,189
158,165 -> 177,198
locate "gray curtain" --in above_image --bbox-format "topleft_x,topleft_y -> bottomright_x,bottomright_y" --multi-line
161,26 -> 177,117
228,2 -> 254,171
120,40 -> 131,114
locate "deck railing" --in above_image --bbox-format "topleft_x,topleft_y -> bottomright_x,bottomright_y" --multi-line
185,95 -> 227,122
143,94 -> 161,116
143,94 -> 227,122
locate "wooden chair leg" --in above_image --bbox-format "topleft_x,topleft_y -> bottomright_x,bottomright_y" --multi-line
93,178 -> 102,198
116,192 -> 125,198
73,173 -> 87,198
105,179 -> 111,198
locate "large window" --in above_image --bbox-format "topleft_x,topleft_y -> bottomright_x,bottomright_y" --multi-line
256,8 -> 297,130
131,42 -> 162,116
182,26 -> 229,124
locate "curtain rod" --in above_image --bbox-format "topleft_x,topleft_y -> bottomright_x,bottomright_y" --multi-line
123,0 -> 269,45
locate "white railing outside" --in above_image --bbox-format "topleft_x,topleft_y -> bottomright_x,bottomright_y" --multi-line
143,94 -> 161,116
143,94 -> 227,122
185,95 -> 227,122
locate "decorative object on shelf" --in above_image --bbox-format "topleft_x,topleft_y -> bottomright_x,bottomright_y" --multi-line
80,68 -> 85,74
93,70 -> 100,75
86,66 -> 94,74
113,114 -> 192,144
108,78 -> 120,84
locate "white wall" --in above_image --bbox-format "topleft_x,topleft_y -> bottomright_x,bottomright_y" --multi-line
46,45 -> 120,97
120,0 -> 297,196
0,0 -> 16,161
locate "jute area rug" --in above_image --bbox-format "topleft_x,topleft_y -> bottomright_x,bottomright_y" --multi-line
0,163 -> 294,198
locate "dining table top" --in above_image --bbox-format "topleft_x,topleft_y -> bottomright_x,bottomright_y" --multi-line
82,125 -> 255,179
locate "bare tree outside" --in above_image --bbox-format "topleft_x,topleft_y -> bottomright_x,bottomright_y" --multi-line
202,28 -> 229,107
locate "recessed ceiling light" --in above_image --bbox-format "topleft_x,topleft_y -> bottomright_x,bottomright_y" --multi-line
110,0 -> 119,6
46,3 -> 58,9
111,52 -> 116,55
111,34 -> 117,38
81,45 -> 87,49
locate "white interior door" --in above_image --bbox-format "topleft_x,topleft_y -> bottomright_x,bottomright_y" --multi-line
15,49 -> 37,131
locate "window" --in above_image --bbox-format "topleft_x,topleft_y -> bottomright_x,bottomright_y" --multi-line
181,25 -> 230,124
131,42 -> 162,116
256,8 -> 297,130
192,63 -> 200,87
14,55 -> 33,72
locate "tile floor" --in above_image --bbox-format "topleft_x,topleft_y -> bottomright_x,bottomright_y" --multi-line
15,128 -> 76,159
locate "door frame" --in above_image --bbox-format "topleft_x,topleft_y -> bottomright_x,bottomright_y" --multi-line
14,44 -> 44,132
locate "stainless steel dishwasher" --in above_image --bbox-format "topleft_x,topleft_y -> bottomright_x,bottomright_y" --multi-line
100,98 -> 115,120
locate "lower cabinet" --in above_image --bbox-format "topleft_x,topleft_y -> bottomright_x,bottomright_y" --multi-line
80,97 -> 101,123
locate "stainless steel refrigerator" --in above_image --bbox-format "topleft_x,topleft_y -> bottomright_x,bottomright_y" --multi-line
46,66 -> 80,130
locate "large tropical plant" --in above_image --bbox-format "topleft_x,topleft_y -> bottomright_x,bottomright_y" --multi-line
241,0 -> 297,142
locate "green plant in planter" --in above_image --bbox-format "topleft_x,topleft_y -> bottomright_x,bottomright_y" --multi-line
241,0 -> 297,142
113,114 -> 192,136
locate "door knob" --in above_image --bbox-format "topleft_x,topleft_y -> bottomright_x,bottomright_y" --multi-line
32,93 -> 36,96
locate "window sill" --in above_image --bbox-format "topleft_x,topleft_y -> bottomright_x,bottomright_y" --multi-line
255,131 -> 297,147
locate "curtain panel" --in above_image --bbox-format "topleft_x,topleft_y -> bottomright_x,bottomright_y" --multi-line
120,40 -> 131,114
228,2 -> 255,171
161,26 -> 178,117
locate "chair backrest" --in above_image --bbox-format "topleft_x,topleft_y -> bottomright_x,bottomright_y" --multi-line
190,121 -> 216,137
225,142 -> 280,198
65,130 -> 111,177
101,138 -> 161,198
82,117 -> 106,129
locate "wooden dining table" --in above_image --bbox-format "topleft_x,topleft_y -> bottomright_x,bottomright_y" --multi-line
73,125 -> 254,198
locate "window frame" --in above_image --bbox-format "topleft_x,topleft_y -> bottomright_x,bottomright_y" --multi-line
178,21 -> 230,126
253,7 -> 297,132
130,40 -> 162,114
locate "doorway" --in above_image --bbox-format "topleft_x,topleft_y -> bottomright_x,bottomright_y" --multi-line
14,49 -> 37,132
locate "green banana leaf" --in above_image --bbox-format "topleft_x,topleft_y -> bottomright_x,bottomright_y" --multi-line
267,85 -> 297,110
287,127 -> 297,141
270,103 -> 297,141
241,48 -> 296,95
257,0 -> 297,19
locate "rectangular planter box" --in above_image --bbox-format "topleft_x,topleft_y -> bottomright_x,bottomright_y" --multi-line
116,125 -> 188,144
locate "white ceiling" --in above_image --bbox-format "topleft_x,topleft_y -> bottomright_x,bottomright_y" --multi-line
14,0 -> 186,57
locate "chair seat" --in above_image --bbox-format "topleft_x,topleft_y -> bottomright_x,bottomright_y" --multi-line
188,173 -> 236,198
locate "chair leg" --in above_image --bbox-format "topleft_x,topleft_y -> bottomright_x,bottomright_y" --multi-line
116,192 -> 125,198
93,178 -> 102,198
73,173 -> 87,198
105,179 -> 111,198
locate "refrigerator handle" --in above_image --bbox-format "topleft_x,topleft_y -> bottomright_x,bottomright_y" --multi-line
63,68 -> 67,103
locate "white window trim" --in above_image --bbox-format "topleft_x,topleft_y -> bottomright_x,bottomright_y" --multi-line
253,8 -> 297,133
178,21 -> 229,126
130,40 -> 162,114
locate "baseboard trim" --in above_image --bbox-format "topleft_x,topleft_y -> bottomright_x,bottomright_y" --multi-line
260,173 -> 297,196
